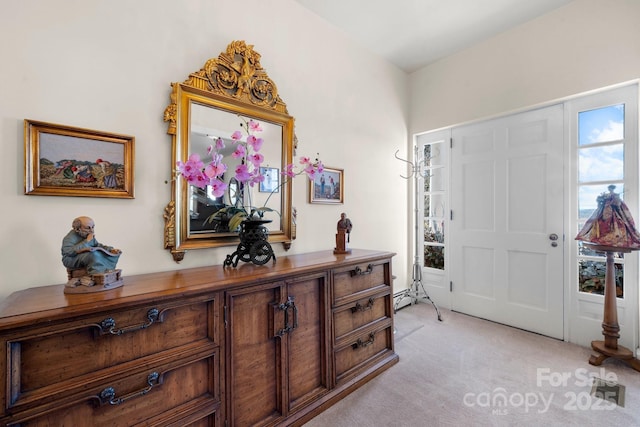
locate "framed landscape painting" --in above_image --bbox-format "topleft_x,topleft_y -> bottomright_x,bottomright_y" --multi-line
24,120 -> 135,198
309,166 -> 343,204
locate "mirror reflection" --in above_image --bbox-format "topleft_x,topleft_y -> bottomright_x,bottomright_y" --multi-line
188,102 -> 283,234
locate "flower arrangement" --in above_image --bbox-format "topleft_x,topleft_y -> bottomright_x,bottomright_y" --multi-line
176,116 -> 323,231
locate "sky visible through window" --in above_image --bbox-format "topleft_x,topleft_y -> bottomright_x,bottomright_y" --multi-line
578,104 -> 624,215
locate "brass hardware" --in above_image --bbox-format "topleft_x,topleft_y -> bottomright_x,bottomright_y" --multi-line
99,308 -> 160,336
351,264 -> 373,277
97,372 -> 161,406
351,297 -> 375,313
351,332 -> 375,350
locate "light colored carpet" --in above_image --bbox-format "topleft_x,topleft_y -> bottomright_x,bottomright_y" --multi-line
304,302 -> 640,426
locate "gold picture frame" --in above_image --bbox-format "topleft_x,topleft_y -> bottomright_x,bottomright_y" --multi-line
24,120 -> 135,198
309,166 -> 343,204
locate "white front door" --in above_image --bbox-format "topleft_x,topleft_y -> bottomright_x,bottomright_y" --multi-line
449,104 -> 565,339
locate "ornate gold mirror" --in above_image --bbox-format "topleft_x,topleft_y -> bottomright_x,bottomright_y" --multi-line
163,41 -> 294,262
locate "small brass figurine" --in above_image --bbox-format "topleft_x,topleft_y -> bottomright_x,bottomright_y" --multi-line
334,213 -> 353,255
61,216 -> 123,293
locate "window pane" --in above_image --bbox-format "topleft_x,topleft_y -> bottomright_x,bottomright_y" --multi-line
425,193 -> 446,218
424,142 -> 444,167
577,240 -> 625,259
578,104 -> 624,146
424,245 -> 444,270
578,259 -> 623,298
424,167 -> 445,192
424,219 -> 444,244
578,184 -> 624,219
578,144 -> 623,182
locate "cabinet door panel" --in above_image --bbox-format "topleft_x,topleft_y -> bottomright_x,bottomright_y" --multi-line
287,273 -> 329,412
227,283 -> 284,427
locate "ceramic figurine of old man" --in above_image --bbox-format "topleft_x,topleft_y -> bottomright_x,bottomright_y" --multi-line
61,216 -> 122,288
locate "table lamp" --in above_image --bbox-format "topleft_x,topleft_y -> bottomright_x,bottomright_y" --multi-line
576,185 -> 640,371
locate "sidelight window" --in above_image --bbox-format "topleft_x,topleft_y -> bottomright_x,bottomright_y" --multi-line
576,104 -> 625,297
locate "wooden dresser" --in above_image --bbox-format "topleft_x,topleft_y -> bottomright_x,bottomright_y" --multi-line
0,249 -> 397,426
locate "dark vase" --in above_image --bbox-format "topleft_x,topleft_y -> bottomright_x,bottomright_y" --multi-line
224,219 -> 276,267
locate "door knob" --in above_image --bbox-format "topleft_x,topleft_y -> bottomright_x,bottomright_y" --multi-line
549,233 -> 558,241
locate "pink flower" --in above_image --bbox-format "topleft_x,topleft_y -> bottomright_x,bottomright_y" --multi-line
250,173 -> 265,187
215,137 -> 225,150
283,163 -> 296,178
231,130 -> 243,141
304,163 -> 319,180
232,145 -> 246,158
235,163 -> 252,182
176,153 -> 204,179
208,178 -> 227,198
188,171 -> 208,189
248,153 -> 264,167
204,161 -> 227,179
299,156 -> 311,166
248,120 -> 262,133
247,135 -> 264,152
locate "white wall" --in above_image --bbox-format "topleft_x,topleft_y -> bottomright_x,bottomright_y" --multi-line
410,0 -> 640,133
0,0 -> 409,300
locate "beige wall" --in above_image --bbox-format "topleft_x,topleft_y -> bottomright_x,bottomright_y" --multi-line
0,0 -> 410,300
410,0 -> 640,133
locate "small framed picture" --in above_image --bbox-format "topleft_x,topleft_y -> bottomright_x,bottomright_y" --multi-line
259,167 -> 279,193
24,120 -> 135,198
309,166 -> 343,204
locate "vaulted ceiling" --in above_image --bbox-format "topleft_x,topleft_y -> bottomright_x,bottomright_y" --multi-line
294,0 -> 574,73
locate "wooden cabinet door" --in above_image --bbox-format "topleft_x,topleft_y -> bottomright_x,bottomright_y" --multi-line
225,273 -> 329,427
226,281 -> 285,427
285,272 -> 329,413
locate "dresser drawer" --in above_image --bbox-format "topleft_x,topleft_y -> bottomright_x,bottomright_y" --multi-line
333,293 -> 391,341
333,261 -> 390,305
5,295 -> 215,410
4,346 -> 219,427
334,320 -> 393,383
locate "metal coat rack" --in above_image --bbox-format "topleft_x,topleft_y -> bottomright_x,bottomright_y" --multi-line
393,145 -> 442,321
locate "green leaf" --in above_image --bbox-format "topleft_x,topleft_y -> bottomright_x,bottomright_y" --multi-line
228,212 -> 248,231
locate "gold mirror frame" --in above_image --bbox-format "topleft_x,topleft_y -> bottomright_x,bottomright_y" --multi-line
163,41 -> 295,262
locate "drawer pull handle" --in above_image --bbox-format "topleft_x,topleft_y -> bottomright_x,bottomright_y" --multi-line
351,297 -> 375,313
352,332 -> 375,350
100,308 -> 160,335
351,264 -> 373,277
276,296 -> 298,336
98,372 -> 161,406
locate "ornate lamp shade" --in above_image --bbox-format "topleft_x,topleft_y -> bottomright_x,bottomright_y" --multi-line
576,185 -> 640,249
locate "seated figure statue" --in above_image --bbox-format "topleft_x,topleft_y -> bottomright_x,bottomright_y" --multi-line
61,216 -> 121,286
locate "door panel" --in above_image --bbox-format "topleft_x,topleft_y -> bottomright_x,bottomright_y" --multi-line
286,273 -> 329,412
227,283 -> 284,427
451,104 -> 564,339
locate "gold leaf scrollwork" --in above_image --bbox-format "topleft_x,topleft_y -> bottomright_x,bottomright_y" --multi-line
201,40 -> 284,111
